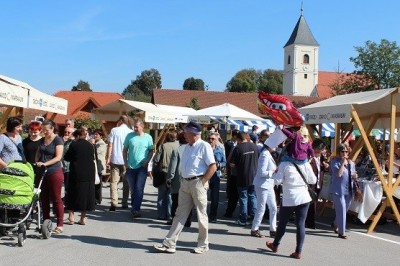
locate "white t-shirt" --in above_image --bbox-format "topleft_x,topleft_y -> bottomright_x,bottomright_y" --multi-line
180,138 -> 215,178
108,124 -> 132,165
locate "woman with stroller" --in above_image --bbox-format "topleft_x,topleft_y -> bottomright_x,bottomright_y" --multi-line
64,128 -> 96,225
35,120 -> 64,234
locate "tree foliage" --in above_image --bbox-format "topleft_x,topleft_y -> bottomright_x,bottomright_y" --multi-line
72,80 -> 92,91
183,77 -> 205,91
187,97 -> 201,110
122,68 -> 162,101
346,39 -> 400,92
74,116 -> 102,130
226,68 -> 282,94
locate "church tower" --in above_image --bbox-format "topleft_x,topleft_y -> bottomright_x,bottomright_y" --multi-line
283,8 -> 319,96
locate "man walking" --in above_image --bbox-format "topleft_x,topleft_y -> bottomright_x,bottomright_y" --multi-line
230,132 -> 259,225
154,121 -> 216,254
106,115 -> 132,211
123,117 -> 154,218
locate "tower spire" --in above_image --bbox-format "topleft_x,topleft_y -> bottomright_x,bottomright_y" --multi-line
301,1 -> 304,15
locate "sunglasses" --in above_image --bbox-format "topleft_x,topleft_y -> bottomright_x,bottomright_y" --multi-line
208,138 -> 216,141
341,150 -> 349,153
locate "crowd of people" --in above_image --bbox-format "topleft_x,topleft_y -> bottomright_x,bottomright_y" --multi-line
2,115 -> 399,259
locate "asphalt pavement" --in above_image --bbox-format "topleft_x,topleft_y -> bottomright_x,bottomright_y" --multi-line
1,178 -> 399,266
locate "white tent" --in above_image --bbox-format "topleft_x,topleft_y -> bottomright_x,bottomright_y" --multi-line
92,99 -> 197,124
300,88 -> 400,233
0,74 -> 68,115
193,103 -> 266,121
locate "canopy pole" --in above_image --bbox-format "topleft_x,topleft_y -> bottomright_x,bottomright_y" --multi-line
350,114 -> 378,161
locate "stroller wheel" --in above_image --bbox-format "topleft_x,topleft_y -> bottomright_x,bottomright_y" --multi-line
41,219 -> 52,239
18,225 -> 26,247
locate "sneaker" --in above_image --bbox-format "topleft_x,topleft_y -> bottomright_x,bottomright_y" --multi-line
132,211 -> 141,219
109,205 -> 116,212
154,242 -> 176,253
235,220 -> 247,226
191,246 -> 209,254
121,204 -> 129,209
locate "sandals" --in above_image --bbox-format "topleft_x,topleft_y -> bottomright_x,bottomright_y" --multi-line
67,218 -> 74,225
53,227 -> 63,234
250,230 -> 263,238
77,218 -> 87,225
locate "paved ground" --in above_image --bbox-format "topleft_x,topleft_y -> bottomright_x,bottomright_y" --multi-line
1,178 -> 399,266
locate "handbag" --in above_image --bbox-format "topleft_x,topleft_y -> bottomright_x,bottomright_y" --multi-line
348,164 -> 363,202
152,146 -> 166,188
93,145 -> 100,185
291,162 -> 318,201
353,181 -> 363,202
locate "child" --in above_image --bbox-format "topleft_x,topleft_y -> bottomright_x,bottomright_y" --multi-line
278,124 -> 314,164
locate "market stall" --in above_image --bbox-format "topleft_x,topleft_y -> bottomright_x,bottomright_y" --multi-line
0,74 -> 68,131
300,88 -> 400,233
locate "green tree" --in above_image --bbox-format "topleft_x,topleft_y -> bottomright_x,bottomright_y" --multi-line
259,69 -> 283,94
74,116 -> 102,130
122,68 -> 162,99
72,80 -> 92,91
349,39 -> 400,90
183,77 -> 205,90
187,97 -> 200,110
226,68 -> 283,93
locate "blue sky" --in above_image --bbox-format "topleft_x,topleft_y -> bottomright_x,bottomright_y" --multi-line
1,1 -> 399,95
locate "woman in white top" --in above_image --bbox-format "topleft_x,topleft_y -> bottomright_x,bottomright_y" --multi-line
251,143 -> 277,238
266,161 -> 316,260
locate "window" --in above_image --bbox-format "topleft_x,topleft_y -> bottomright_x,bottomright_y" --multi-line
303,54 -> 309,64
304,74 -> 308,79
287,55 -> 291,64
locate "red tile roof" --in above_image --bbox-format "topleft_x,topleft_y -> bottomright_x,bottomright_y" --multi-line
317,71 -> 350,98
45,91 -> 123,125
152,89 -> 321,118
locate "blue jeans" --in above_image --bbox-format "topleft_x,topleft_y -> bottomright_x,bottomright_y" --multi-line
157,183 -> 172,219
273,202 -> 310,253
237,185 -> 257,223
126,167 -> 148,213
208,173 -> 220,218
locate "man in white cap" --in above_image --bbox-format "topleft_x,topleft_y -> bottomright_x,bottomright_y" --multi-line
154,121 -> 216,254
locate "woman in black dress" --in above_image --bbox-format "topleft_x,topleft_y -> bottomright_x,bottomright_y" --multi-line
64,128 -> 96,225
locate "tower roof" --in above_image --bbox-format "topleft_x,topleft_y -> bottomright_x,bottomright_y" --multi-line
284,14 -> 319,48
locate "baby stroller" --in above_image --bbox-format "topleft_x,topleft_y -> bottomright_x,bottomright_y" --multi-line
0,161 -> 52,246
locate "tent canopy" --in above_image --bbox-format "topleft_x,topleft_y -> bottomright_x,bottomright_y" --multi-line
193,103 -> 266,121
0,74 -> 68,115
300,88 -> 400,128
300,88 -> 400,233
92,99 -> 197,124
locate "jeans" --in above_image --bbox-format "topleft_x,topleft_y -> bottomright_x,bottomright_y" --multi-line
208,173 -> 220,218
237,185 -> 257,223
126,166 -> 148,213
41,168 -> 64,227
157,183 -> 172,219
273,202 -> 310,253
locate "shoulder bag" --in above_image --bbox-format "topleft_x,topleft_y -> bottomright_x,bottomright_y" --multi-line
291,162 -> 318,201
